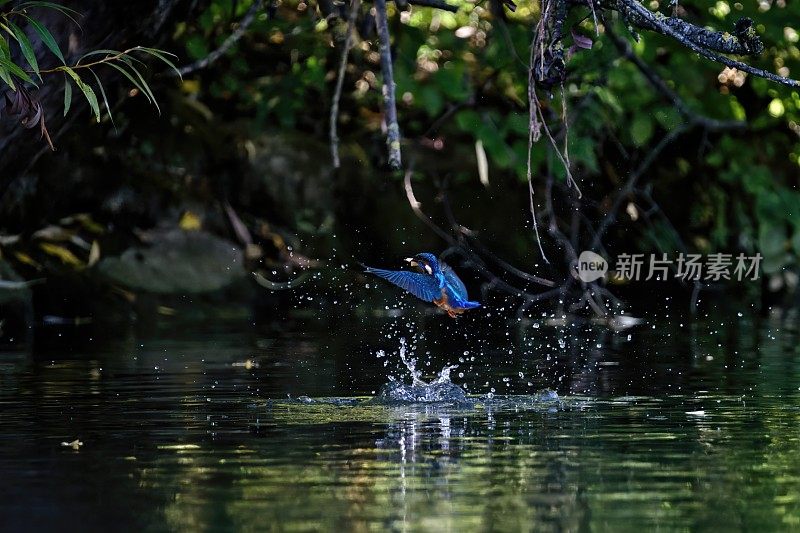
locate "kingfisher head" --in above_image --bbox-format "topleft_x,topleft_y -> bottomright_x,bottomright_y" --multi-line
405,252 -> 440,276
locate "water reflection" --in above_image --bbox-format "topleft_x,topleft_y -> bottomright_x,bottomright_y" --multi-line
0,314 -> 799,530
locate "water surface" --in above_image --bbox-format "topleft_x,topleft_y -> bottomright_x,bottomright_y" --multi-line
1,311 -> 799,531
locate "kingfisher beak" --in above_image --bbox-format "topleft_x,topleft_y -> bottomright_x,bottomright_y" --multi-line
405,257 -> 417,267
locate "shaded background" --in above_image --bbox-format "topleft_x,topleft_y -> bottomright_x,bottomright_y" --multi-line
1,0 -> 799,340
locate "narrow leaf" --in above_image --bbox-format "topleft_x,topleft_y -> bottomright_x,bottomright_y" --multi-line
18,2 -> 82,27
136,46 -> 182,79
0,65 -> 15,90
0,55 -> 34,84
120,58 -> 159,113
475,139 -> 490,188
0,36 -> 13,89
24,15 -> 65,64
62,66 -> 100,122
8,21 -> 40,80
63,74 -> 72,116
88,68 -> 114,129
106,61 -> 152,104
79,49 -> 144,68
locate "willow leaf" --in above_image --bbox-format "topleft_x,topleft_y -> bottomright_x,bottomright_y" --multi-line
24,15 -> 64,64
135,46 -> 182,79
120,57 -> 159,114
18,2 -> 82,27
106,61 -> 153,106
62,66 -> 100,122
88,68 -> 114,129
0,65 -> 15,91
63,75 -> 72,116
8,21 -> 40,80
0,55 -> 34,84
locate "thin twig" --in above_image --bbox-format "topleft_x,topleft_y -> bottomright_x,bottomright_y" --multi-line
527,34 -> 549,264
174,0 -> 264,77
403,169 -> 557,297
533,85 -> 582,197
374,0 -> 402,169
606,25 -> 746,130
38,48 -> 139,74
330,0 -> 360,168
438,185 -> 556,287
589,122 -> 690,253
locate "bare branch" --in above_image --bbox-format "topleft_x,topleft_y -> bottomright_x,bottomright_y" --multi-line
330,0 -> 360,169
527,31 -> 549,263
174,0 -> 264,77
374,0 -> 402,169
402,0 -> 458,12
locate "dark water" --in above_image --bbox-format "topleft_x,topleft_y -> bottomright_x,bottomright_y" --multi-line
1,310 -> 800,531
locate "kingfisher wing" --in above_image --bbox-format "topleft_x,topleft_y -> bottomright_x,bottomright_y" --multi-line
365,267 -> 441,302
440,262 -> 469,301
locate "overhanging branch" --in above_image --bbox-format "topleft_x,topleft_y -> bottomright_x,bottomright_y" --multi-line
615,0 -> 800,88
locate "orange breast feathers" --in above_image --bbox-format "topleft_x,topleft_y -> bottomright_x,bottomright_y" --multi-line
433,291 -> 465,318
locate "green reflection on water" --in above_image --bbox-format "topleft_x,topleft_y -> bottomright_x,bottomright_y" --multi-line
1,316 -> 799,531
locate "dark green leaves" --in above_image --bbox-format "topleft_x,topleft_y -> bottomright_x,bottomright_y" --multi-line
0,54 -> 34,84
7,21 -> 40,80
23,15 -> 65,64
62,66 -> 100,122
63,75 -> 72,116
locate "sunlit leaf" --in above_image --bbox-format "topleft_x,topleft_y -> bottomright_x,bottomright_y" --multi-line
62,66 -> 100,122
13,251 -> 41,269
179,211 -> 202,231
88,240 -> 100,267
39,242 -> 84,267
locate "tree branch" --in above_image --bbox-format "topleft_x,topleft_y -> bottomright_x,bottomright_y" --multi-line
615,0 -> 800,88
618,4 -> 763,55
605,25 -> 746,131
174,0 -> 264,77
402,0 -> 458,12
330,0 -> 360,169
374,0 -> 402,169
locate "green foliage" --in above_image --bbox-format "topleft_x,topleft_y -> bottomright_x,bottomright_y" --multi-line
0,2 -> 178,129
170,0 -> 800,275
3,0 -> 797,277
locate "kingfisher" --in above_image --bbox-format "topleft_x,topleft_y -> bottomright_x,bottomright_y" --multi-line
364,252 -> 481,318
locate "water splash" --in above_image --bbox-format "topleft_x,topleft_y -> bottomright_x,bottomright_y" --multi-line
372,338 -> 471,405
397,337 -> 425,387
